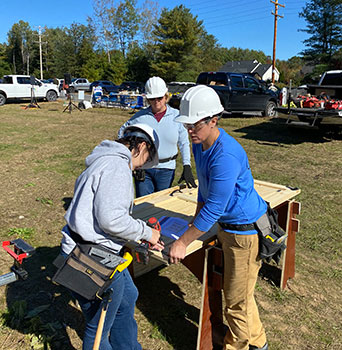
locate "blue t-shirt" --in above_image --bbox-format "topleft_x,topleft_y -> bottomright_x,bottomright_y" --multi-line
193,128 -> 267,234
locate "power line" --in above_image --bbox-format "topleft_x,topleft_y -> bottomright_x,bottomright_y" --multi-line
195,5 -> 270,20
186,0 -> 304,16
205,15 -> 270,30
202,7 -> 271,25
191,0 -> 265,15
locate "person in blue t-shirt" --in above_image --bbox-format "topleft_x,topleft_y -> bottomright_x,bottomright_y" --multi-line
169,85 -> 269,350
118,76 -> 196,197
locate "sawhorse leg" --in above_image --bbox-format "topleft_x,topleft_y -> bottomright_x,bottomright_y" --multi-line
182,244 -> 225,350
275,200 -> 301,289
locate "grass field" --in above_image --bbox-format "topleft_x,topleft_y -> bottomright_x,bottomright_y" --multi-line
0,100 -> 341,350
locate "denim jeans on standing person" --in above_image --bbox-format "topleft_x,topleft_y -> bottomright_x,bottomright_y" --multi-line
72,268 -> 142,350
135,168 -> 175,198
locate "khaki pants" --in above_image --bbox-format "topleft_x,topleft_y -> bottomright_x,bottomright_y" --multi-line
218,228 -> 267,350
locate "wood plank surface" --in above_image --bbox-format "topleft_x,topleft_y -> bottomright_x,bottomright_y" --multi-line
131,180 -> 301,277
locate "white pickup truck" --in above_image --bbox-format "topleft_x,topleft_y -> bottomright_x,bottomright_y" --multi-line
0,75 -> 59,106
307,70 -> 342,99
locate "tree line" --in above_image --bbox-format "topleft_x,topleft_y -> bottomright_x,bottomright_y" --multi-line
0,0 -> 341,86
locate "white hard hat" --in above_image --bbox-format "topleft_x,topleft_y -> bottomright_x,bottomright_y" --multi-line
145,76 -> 168,99
175,85 -> 224,124
122,123 -> 159,169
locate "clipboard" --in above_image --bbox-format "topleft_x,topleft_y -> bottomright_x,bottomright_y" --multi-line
159,216 -> 189,242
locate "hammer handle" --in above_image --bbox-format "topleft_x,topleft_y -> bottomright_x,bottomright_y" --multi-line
93,307 -> 106,350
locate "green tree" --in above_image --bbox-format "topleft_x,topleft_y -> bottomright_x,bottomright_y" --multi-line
80,52 -> 103,81
126,44 -> 151,82
331,48 -> 342,68
7,21 -> 36,75
219,47 -> 269,64
139,0 -> 161,46
43,27 -> 67,78
0,43 -> 11,76
89,0 -> 115,63
48,28 -> 73,77
108,0 -> 140,57
62,23 -> 96,78
101,50 -> 127,83
151,5 -> 203,82
198,32 -> 226,72
277,56 -> 305,85
299,0 -> 342,64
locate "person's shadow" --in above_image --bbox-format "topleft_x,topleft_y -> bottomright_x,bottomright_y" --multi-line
234,117 -> 338,145
135,266 -> 200,350
3,245 -> 84,350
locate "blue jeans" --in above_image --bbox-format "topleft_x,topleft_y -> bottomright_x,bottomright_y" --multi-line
135,168 -> 175,198
73,269 -> 142,350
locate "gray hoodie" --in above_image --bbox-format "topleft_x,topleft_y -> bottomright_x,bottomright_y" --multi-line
61,140 -> 152,255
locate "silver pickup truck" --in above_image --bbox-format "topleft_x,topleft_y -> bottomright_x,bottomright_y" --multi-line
69,78 -> 92,92
0,75 -> 59,106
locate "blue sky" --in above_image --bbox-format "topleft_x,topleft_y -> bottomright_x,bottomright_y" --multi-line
0,0 -> 309,60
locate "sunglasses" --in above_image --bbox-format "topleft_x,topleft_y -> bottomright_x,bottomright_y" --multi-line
148,96 -> 164,101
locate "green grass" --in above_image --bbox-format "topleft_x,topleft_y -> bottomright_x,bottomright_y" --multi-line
7,227 -> 35,239
0,101 -> 341,349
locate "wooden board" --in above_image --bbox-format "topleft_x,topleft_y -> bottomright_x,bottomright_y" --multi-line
131,180 -> 301,278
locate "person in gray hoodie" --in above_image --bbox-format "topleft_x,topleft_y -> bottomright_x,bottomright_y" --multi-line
60,123 -> 163,350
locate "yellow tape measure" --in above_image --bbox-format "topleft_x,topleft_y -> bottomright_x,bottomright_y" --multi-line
109,252 -> 133,279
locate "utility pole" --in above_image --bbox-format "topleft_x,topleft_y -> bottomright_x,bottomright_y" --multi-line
34,26 -> 47,80
38,26 -> 43,80
271,0 -> 285,84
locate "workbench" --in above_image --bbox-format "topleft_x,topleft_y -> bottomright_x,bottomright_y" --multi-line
130,180 -> 301,350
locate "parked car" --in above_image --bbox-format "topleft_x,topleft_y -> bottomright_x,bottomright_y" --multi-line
168,82 -> 196,109
0,75 -> 59,106
69,78 -> 91,92
89,80 -> 120,94
118,81 -> 144,93
196,71 -> 278,117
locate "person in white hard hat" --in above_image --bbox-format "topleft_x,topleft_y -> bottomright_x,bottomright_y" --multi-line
118,76 -> 196,197
169,85 -> 269,350
59,124 -> 164,350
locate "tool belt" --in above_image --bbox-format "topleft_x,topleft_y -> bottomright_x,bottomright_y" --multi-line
52,229 -> 128,300
254,204 -> 287,264
218,222 -> 255,231
219,203 -> 287,264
